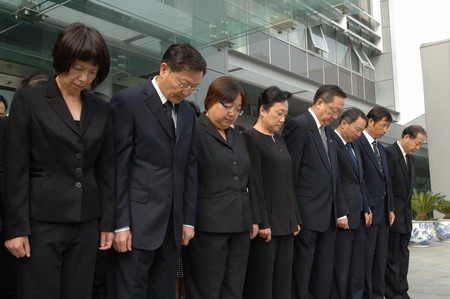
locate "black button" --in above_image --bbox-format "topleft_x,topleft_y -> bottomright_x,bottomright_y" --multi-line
75,168 -> 82,174
234,192 -> 240,196
227,148 -> 233,153
232,161 -> 237,166
76,153 -> 82,159
170,142 -> 174,148
75,182 -> 82,188
233,176 -> 238,181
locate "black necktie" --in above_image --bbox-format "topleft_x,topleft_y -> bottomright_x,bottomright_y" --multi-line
346,143 -> 358,169
163,101 -> 175,137
372,140 -> 384,174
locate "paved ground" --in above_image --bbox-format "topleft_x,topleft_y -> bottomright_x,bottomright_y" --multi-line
408,238 -> 450,298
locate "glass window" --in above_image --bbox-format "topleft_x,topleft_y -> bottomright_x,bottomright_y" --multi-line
339,67 -> 352,94
249,31 -> 270,62
290,46 -> 307,77
352,73 -> 364,98
364,78 -> 376,102
231,35 -> 248,55
324,62 -> 338,85
336,33 -> 350,69
352,45 -> 375,69
308,24 -> 329,53
288,28 -> 307,50
270,37 -> 289,70
351,48 -> 360,72
308,54 -> 324,83
322,25 -> 337,63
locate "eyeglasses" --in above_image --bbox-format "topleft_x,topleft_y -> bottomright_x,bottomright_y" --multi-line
325,102 -> 343,116
170,72 -> 200,93
219,101 -> 244,116
376,122 -> 391,130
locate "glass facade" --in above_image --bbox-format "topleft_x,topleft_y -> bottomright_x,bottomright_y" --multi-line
0,0 -> 380,103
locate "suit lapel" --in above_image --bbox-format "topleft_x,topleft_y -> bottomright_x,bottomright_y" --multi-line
199,113 -> 230,148
354,144 -> 364,182
142,79 -> 174,140
79,90 -> 97,136
45,77 -> 81,136
360,134 -> 383,177
395,143 -> 409,186
339,137 -> 360,177
408,155 -> 415,195
306,112 -> 331,174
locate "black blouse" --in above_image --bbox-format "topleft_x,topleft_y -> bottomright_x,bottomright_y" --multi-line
243,128 -> 301,236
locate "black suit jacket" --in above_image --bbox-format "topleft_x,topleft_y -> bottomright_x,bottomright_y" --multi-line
283,111 -> 346,232
355,134 -> 394,225
333,133 -> 369,229
387,142 -> 415,233
194,114 -> 259,233
111,77 -> 197,250
4,77 -> 115,239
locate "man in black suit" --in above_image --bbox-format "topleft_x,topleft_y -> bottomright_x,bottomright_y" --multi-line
110,44 -> 206,298
385,125 -> 426,299
355,107 -> 395,298
283,85 -> 347,299
331,108 -> 370,299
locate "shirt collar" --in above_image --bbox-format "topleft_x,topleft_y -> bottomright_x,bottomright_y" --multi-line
397,140 -> 407,157
308,108 -> 322,130
334,130 -> 347,145
363,130 -> 375,144
152,76 -> 169,106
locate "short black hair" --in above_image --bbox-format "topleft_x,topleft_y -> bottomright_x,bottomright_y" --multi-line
52,23 -> 110,89
339,108 -> 367,125
162,44 -> 207,76
18,73 -> 49,90
313,84 -> 347,104
367,106 -> 393,123
0,95 -> 7,111
402,125 -> 426,139
258,86 -> 291,115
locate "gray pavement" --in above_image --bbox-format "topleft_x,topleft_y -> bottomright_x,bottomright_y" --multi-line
408,238 -> 450,298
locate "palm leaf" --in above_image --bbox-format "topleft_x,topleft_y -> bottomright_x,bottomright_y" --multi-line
411,189 -> 446,217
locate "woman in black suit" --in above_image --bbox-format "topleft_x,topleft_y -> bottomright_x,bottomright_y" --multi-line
184,76 -> 260,299
3,23 -> 114,299
243,86 -> 301,299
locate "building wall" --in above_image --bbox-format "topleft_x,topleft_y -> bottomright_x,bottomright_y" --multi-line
421,39 -> 450,199
373,0 -> 396,110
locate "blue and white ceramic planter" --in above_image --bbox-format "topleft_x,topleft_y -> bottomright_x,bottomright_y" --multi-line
410,220 -> 434,247
434,219 -> 450,242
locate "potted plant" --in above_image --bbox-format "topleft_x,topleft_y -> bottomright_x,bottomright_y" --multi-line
410,190 -> 445,247
434,199 -> 450,242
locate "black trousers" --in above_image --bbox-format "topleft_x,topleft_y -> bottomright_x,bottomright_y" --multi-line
112,224 -> 179,299
15,219 -> 99,299
0,231 -> 17,299
385,231 -> 411,299
364,218 -> 390,299
332,214 -> 366,299
184,231 -> 250,299
92,249 -> 112,299
292,220 -> 337,299
243,234 -> 294,299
